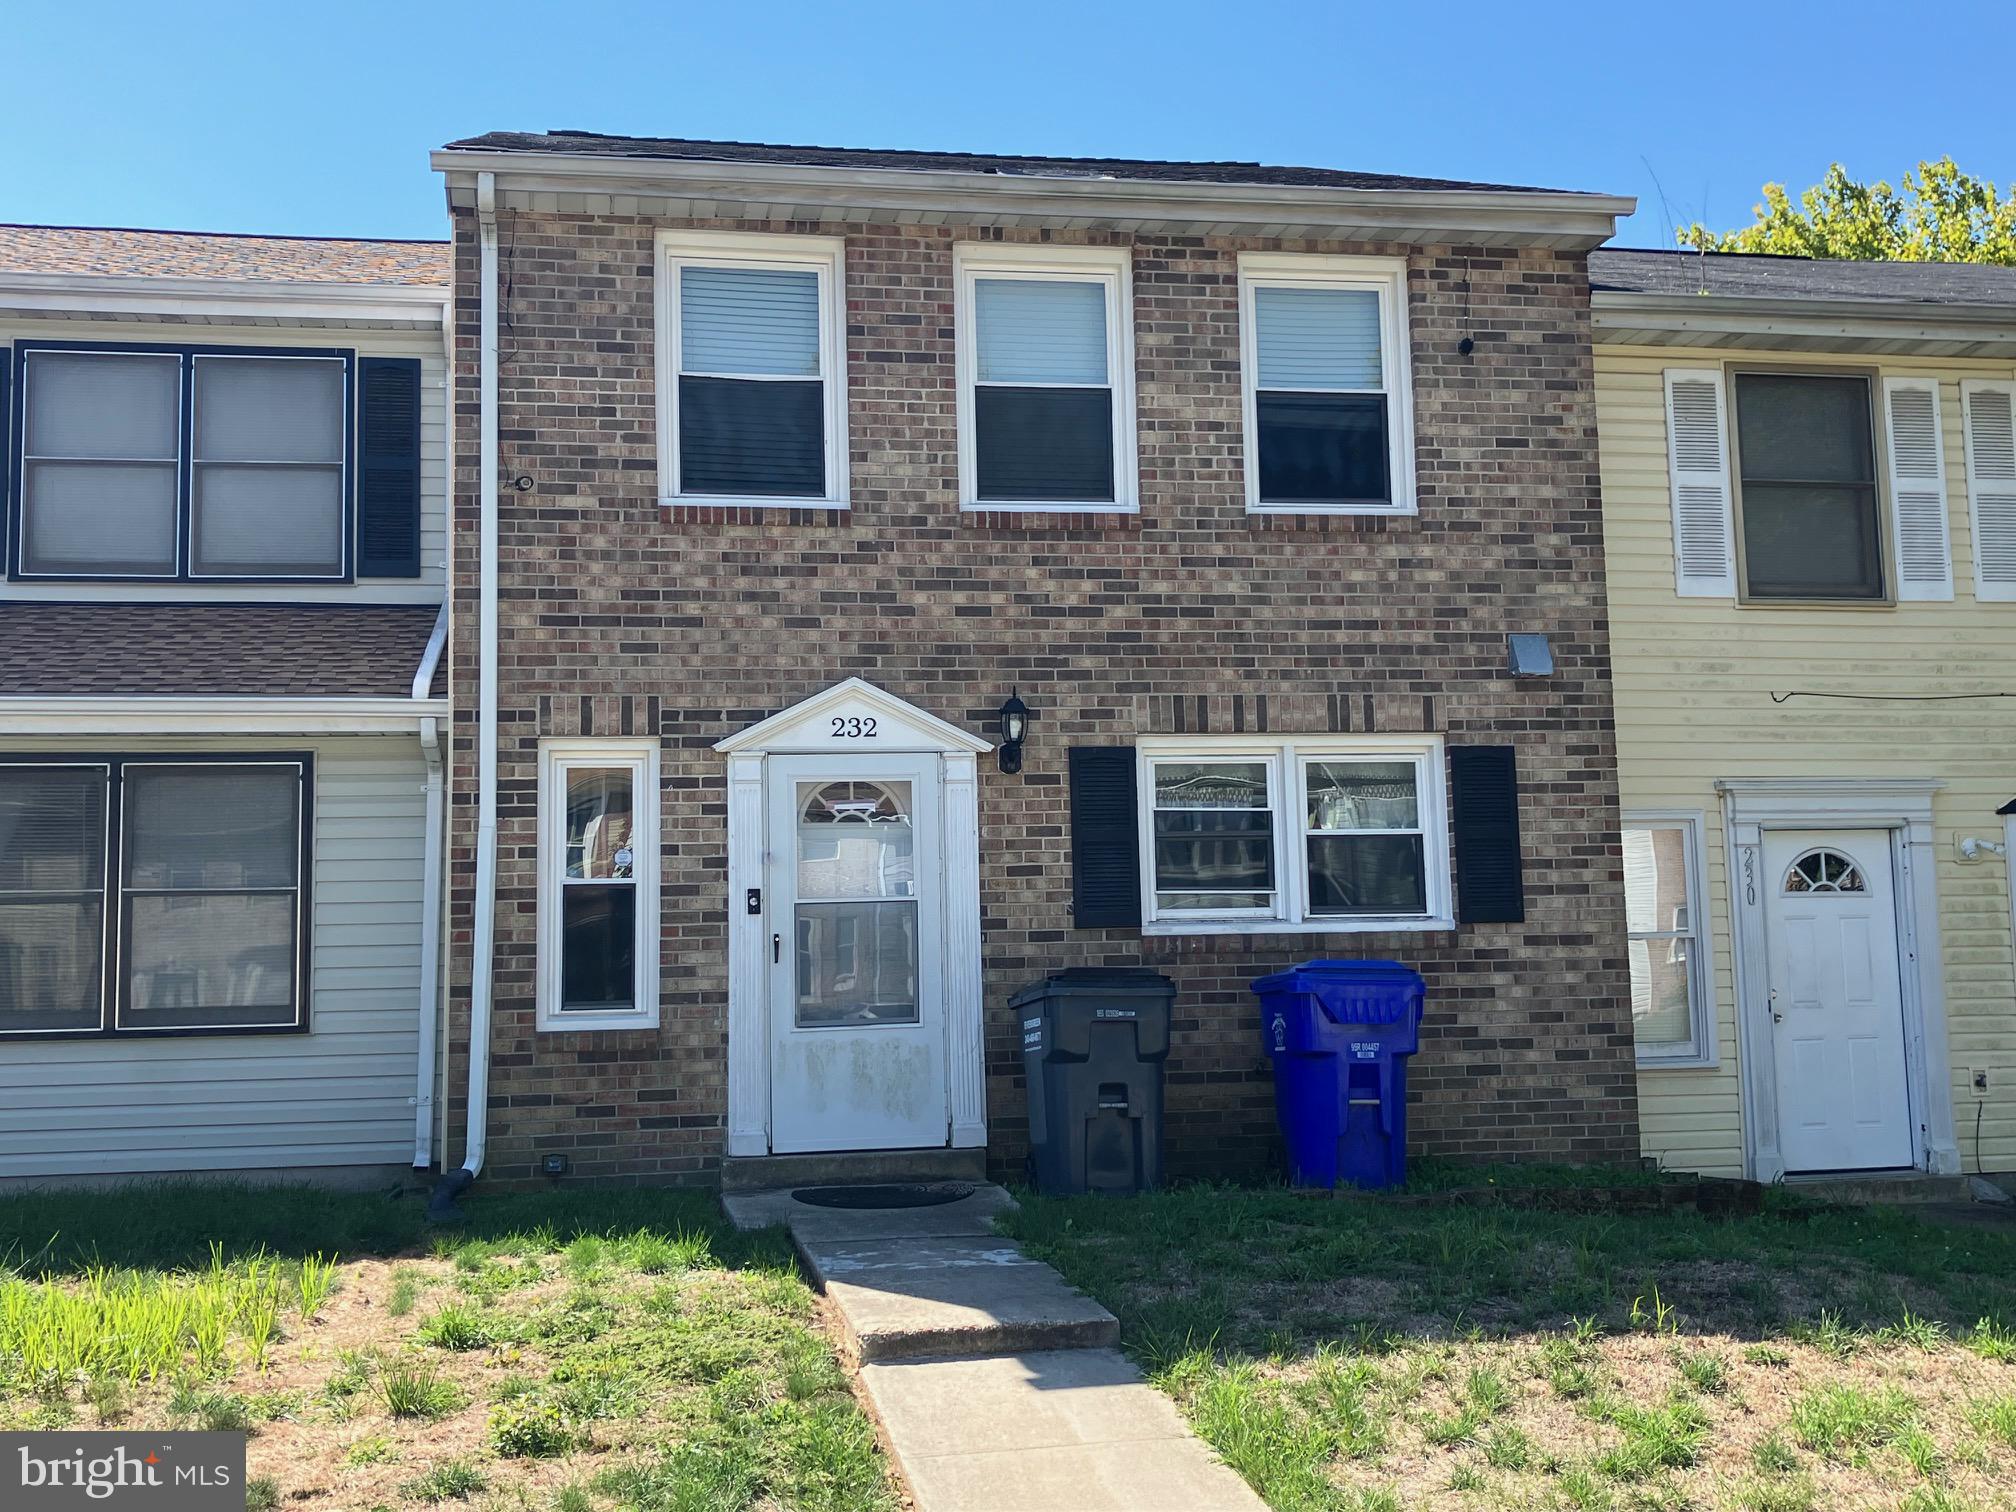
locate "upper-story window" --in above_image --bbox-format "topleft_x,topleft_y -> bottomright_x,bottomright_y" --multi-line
1731,369 -> 1884,602
955,245 -> 1137,513
1239,254 -> 1415,515
10,343 -> 360,582
655,230 -> 849,510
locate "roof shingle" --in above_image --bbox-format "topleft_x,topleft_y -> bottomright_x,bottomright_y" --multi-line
441,130 -> 1584,196
0,224 -> 450,287
1590,248 -> 2016,307
0,604 -> 444,699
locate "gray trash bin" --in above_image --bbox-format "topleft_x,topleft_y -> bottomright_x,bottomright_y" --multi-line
1013,967 -> 1174,1194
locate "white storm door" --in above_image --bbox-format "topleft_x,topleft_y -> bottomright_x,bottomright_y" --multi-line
1762,830 -> 1914,1173
765,752 -> 948,1153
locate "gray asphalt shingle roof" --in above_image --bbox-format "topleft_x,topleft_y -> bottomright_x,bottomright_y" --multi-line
0,224 -> 450,286
1590,248 -> 2016,307
440,131 -> 1583,196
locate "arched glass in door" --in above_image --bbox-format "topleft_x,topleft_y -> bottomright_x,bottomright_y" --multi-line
1782,847 -> 1866,894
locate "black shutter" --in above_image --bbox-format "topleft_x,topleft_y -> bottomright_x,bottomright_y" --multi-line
1450,745 -> 1526,924
1068,746 -> 1141,928
356,357 -> 423,577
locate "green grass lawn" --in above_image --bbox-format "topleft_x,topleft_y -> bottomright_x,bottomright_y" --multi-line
0,1183 -> 898,1512
998,1171 -> 2016,1512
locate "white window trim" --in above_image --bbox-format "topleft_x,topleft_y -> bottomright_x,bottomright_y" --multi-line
536,738 -> 661,1031
1238,252 -> 1416,516
1623,809 -> 1716,1069
653,229 -> 849,512
1136,733 -> 1450,935
953,243 -> 1138,514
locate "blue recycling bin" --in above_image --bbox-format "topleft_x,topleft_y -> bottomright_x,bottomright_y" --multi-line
1254,960 -> 1424,1190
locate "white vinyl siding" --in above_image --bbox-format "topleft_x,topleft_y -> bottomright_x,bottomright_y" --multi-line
1600,347 -> 2016,1178
0,317 -> 447,606
0,735 -> 430,1180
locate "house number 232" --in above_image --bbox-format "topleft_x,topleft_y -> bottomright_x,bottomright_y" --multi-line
830,716 -> 877,738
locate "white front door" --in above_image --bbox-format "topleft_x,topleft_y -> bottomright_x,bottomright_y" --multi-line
1762,829 -> 1914,1173
764,752 -> 948,1153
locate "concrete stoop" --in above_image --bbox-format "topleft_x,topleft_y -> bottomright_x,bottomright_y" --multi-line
722,1181 -> 1263,1511
1782,1172 -> 1974,1205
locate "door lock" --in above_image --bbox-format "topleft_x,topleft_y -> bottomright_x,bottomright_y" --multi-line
772,933 -> 782,964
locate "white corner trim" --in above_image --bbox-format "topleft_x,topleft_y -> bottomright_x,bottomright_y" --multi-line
714,677 -> 991,755
1717,776 -> 1957,1181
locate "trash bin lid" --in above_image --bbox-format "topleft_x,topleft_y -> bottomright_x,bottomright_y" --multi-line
1251,960 -> 1424,1024
1009,967 -> 1175,1009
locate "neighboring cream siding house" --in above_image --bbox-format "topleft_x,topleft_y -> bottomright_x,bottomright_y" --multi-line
0,227 -> 452,1185
1592,248 -> 2016,1182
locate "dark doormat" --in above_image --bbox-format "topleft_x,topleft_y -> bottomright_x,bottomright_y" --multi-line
791,1182 -> 976,1210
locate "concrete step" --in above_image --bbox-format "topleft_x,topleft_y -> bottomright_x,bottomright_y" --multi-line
1784,1172 -> 1974,1205
858,1349 -> 1265,1511
719,1147 -> 988,1192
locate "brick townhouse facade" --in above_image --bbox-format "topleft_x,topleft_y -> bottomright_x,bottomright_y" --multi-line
433,133 -> 1642,1187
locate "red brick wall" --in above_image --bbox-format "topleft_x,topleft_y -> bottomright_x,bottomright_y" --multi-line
443,210 -> 1638,1186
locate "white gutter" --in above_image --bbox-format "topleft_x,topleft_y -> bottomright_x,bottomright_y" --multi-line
0,696 -> 447,736
432,149 -> 1634,247
436,168 -> 500,1209
410,604 -> 449,1170
0,270 -> 448,326
1591,290 -> 2016,352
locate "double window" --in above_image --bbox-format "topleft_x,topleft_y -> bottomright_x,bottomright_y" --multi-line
656,232 -> 848,508
1138,737 -> 1450,931
955,246 -> 1137,512
11,343 -> 352,581
1240,255 -> 1414,514
1730,369 -> 1884,601
536,741 -> 660,1030
1622,814 -> 1712,1066
0,756 -> 311,1038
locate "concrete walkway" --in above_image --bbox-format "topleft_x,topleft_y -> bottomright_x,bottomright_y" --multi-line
724,1184 -> 1264,1512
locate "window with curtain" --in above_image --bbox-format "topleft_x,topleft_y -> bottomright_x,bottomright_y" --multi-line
660,233 -> 845,506
0,757 -> 310,1039
538,741 -> 661,1030
957,247 -> 1134,510
13,345 -> 352,581
1240,256 -> 1413,513
1623,818 -> 1711,1064
1731,370 -> 1883,601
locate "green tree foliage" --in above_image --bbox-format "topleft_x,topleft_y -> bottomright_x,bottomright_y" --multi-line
1678,159 -> 2016,264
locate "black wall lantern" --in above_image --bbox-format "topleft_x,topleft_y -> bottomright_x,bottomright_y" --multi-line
997,691 -> 1030,774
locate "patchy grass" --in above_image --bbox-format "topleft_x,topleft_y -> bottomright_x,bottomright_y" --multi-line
0,1184 -> 897,1510
1000,1180 -> 2016,1510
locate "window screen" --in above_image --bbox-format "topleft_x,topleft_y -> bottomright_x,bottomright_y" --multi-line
19,351 -> 181,575
1733,372 -> 1883,600
676,265 -> 826,497
972,277 -> 1116,503
192,357 -> 346,577
1251,285 -> 1392,507
1623,823 -> 1705,1058
0,766 -> 107,1033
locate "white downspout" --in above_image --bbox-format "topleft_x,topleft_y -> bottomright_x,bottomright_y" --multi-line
413,708 -> 445,1168
433,169 -> 499,1213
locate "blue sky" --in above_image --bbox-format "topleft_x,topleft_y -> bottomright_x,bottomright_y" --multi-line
4,0 -> 2010,249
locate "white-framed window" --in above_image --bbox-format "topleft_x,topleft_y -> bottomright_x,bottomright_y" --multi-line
1238,253 -> 1415,515
954,243 -> 1137,513
537,740 -> 660,1030
653,230 -> 848,510
0,754 -> 312,1038
1622,811 -> 1714,1067
1137,735 -> 1450,933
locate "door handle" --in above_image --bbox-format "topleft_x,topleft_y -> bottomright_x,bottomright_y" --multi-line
773,933 -> 782,964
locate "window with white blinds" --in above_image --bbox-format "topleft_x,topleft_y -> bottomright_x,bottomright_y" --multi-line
955,245 -> 1135,512
1240,255 -> 1414,514
657,232 -> 847,507
13,344 -> 352,581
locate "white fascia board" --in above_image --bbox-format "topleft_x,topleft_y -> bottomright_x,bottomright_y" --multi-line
433,150 -> 1634,247
0,696 -> 450,736
1593,291 -> 2016,351
0,272 -> 448,327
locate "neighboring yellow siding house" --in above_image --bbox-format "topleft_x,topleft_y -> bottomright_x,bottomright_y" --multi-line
1592,249 -> 2016,1182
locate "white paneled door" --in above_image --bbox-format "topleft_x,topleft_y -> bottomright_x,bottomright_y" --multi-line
764,753 -> 948,1153
1762,830 -> 1914,1173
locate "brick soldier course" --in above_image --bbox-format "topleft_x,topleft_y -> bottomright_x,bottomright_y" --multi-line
442,148 -> 1639,1185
